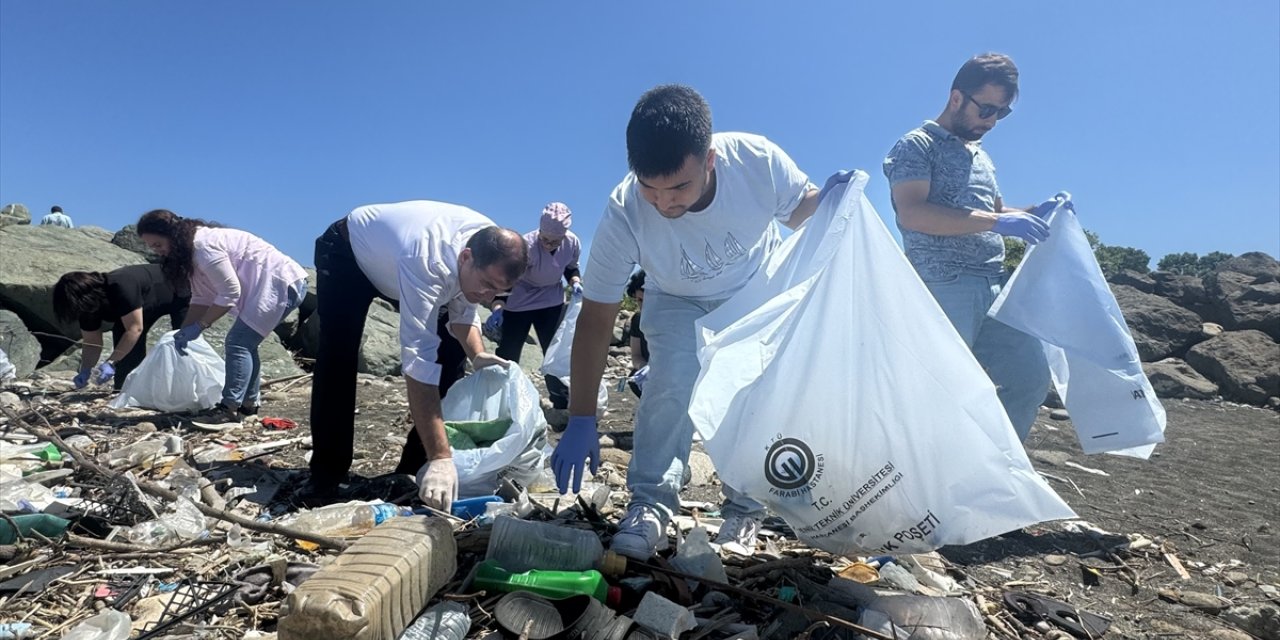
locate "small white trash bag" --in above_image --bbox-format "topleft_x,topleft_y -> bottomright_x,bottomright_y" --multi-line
688,171 -> 1075,556
541,295 -> 610,410
109,332 -> 225,412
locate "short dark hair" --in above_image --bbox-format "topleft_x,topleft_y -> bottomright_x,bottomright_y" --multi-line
136,209 -> 213,289
51,205 -> 63,213
467,226 -> 528,283
952,53 -> 1019,101
53,271 -> 109,324
626,270 -> 646,299
626,84 -> 712,178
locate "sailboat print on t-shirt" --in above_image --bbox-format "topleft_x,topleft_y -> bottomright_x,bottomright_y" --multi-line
679,232 -> 748,283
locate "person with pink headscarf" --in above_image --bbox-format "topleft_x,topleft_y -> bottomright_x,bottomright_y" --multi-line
483,202 -> 582,409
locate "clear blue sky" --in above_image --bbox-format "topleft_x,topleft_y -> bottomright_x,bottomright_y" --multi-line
3,2 -> 1277,269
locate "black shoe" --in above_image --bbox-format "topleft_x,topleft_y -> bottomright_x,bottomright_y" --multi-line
238,405 -> 259,416
291,478 -> 342,509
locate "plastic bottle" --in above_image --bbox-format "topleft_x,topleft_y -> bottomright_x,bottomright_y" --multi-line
287,502 -> 414,536
120,498 -> 208,546
473,560 -> 621,605
0,478 -> 55,512
60,609 -> 131,640
398,601 -> 470,640
97,439 -> 166,468
278,517 -> 456,640
486,515 -> 607,573
0,621 -> 34,639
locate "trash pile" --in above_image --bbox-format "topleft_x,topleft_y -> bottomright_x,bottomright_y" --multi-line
1,373 -> 1276,640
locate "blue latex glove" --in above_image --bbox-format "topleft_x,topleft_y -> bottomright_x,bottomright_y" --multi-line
73,368 -> 91,390
1030,191 -> 1072,220
818,170 -> 856,203
993,213 -> 1050,244
571,282 -> 583,298
551,415 -> 600,494
173,323 -> 204,356
629,365 -> 649,392
93,361 -> 115,386
482,308 -> 503,342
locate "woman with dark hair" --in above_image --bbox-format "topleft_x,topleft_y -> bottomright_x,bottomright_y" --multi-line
53,264 -> 190,390
136,209 -> 308,419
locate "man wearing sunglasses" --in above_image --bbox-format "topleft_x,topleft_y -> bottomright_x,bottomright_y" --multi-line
882,53 -> 1051,442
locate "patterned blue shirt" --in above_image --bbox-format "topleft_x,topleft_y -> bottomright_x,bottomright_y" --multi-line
883,121 -> 1004,282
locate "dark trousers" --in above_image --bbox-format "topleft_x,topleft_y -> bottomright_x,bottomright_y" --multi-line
495,304 -> 569,409
110,302 -> 189,390
309,219 -> 466,486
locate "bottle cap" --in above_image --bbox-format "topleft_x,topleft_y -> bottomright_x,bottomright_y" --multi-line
598,550 -> 627,577
606,585 -> 622,608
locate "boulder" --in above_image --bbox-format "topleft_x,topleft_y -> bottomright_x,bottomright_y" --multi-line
1112,284 -> 1205,361
0,310 -> 40,379
1142,358 -> 1219,399
110,224 -> 156,260
75,226 -> 115,243
0,224 -> 144,362
1108,269 -> 1156,293
293,297 -> 401,376
1204,257 -> 1280,340
1151,271 -> 1214,319
1221,602 -> 1280,640
0,203 -> 31,227
1185,330 -> 1280,405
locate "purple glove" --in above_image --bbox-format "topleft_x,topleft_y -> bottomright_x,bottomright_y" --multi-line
551,415 -> 600,494
93,361 -> 116,385
993,213 -> 1050,244
174,323 -> 204,356
571,282 -> 583,298
73,368 -> 91,390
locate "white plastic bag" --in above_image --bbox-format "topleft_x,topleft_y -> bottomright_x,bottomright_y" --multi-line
0,347 -> 14,382
688,171 -> 1074,556
109,332 -> 224,412
990,199 -> 1165,458
541,296 -> 610,409
430,364 -> 549,497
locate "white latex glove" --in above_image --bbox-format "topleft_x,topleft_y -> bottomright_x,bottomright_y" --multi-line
419,458 -> 458,513
471,352 -> 511,370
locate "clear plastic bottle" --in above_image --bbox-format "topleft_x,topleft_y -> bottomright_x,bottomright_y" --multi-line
287,502 -> 414,536
0,478 -> 55,512
398,601 -> 470,640
97,439 -> 166,468
486,515 -> 607,574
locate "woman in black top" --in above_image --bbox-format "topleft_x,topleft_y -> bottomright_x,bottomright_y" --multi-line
53,264 -> 191,390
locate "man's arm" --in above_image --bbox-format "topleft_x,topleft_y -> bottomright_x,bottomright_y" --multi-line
568,299 -> 621,416
892,180 -> 999,236
781,188 -> 821,230
449,321 -> 509,369
405,375 -> 450,462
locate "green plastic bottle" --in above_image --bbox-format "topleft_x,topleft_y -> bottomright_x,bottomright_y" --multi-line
473,560 -> 621,605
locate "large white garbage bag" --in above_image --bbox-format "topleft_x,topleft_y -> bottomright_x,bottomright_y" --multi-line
990,197 -> 1165,458
541,295 -> 610,409
109,333 -> 224,412
688,171 -> 1074,556
433,364 -> 549,497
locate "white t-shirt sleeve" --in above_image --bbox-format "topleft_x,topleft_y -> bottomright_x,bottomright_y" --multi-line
446,295 -> 480,328
396,255 -> 447,386
764,141 -> 814,223
581,199 -> 640,303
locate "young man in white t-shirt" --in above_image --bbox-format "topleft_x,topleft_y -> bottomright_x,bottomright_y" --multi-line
551,84 -> 820,559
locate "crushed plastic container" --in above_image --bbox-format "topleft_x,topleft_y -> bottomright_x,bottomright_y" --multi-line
278,516 -> 457,640
486,515 -> 621,574
0,478 -> 55,512
670,527 -> 727,585
60,609 -> 131,640
397,601 -> 470,640
285,502 -> 414,537
118,498 -> 207,546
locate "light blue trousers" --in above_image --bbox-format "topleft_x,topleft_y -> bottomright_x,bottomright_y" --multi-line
925,273 -> 1050,440
630,289 -> 766,523
222,280 -> 306,409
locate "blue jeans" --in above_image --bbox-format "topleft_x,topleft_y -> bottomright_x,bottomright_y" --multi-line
924,273 -> 1049,440
222,280 -> 307,409
630,289 -> 766,523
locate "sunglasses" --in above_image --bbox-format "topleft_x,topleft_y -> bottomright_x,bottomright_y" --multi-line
963,93 -> 1013,120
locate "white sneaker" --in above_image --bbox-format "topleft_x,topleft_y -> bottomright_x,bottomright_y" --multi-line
610,504 -> 670,560
713,514 -> 761,556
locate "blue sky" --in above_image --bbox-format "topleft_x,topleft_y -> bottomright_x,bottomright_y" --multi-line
2,2 -> 1277,269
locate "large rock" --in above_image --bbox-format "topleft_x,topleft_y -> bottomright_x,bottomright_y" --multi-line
1151,271 -> 1214,319
1108,269 -> 1156,293
1142,358 -> 1219,399
196,315 -> 302,380
110,224 -> 156,260
0,310 -> 40,379
0,203 -> 30,227
1221,602 -> 1280,640
76,225 -> 114,243
1185,330 -> 1280,405
0,225 -> 144,362
293,296 -> 402,376
1112,284 -> 1205,361
1204,253 -> 1280,340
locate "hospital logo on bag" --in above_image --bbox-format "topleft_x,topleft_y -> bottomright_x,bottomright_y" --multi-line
764,436 -> 824,498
